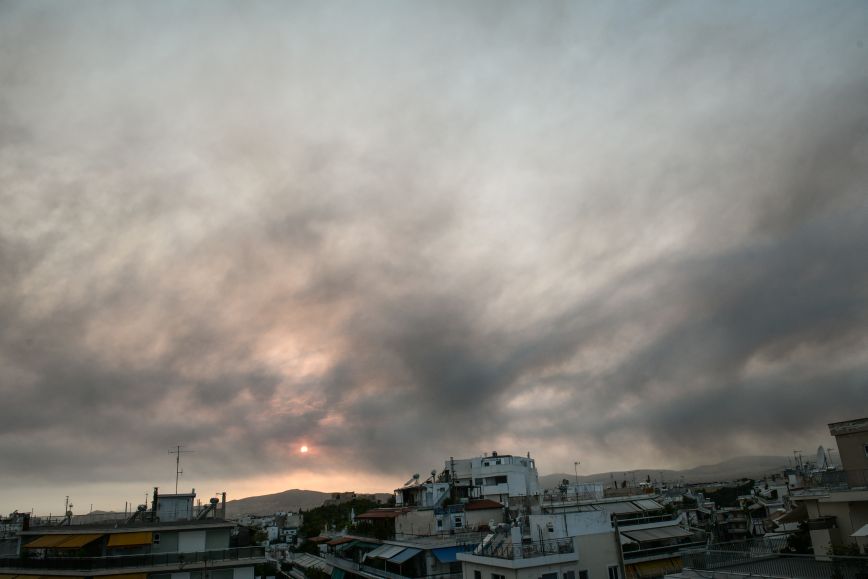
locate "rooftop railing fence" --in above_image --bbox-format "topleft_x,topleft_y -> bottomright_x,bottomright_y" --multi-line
0,546 -> 266,571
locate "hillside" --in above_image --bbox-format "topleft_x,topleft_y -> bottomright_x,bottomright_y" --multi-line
224,489 -> 391,517
539,455 -> 790,489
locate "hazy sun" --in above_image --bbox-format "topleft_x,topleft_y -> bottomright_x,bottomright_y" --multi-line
300,445 -> 309,453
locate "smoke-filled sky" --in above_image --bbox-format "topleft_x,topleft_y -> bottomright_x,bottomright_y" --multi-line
2,0 -> 867,513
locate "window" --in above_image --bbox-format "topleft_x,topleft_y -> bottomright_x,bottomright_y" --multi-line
483,461 -> 490,467
492,574 -> 506,579
453,516 -> 463,528
540,573 -> 557,579
578,572 -> 588,579
437,519 -> 443,528
153,533 -> 160,545
607,566 -> 619,579
495,459 -> 501,465
563,572 -> 575,579
474,572 -> 481,579
864,443 -> 868,458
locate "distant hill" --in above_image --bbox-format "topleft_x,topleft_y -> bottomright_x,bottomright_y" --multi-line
224,489 -> 392,517
539,455 -> 790,489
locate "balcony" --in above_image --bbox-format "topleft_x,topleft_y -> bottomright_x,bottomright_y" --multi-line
471,538 -> 574,560
807,516 -> 838,531
0,546 -> 266,572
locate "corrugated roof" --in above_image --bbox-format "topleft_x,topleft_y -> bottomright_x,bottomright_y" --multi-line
388,547 -> 421,564
633,499 -> 664,511
326,536 -> 356,546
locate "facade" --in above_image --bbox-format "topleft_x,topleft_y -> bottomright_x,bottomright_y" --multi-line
790,417 -> 868,557
447,453 -> 542,508
457,511 -> 622,579
0,489 -> 266,579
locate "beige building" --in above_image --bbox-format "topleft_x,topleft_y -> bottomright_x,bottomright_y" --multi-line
457,511 -> 623,579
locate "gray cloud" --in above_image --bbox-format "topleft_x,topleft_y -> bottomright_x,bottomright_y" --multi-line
1,0 -> 867,510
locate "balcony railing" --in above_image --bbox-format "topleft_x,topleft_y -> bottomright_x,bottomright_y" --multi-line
808,516 -> 838,530
472,538 -> 574,560
0,547 -> 266,571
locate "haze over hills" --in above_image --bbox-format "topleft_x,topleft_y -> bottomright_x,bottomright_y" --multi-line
223,456 -> 792,516
224,489 -> 392,517
538,455 -> 792,489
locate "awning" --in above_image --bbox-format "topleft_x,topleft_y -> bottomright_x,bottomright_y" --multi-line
55,534 -> 103,549
24,534 -> 103,549
431,546 -> 470,563
852,523 -> 868,537
388,547 -> 421,564
107,532 -> 153,548
25,535 -> 70,549
622,526 -> 691,542
374,545 -> 405,560
625,557 -> 682,579
363,544 -> 393,560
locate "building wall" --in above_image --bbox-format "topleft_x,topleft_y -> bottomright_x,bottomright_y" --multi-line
465,508 -> 504,531
574,532 -> 621,579
206,528 -> 232,550
152,530 -> 180,553
178,530 -> 207,552
395,509 -> 436,536
830,419 -> 868,486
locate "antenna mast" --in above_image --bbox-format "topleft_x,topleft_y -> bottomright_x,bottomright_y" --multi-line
169,445 -> 195,493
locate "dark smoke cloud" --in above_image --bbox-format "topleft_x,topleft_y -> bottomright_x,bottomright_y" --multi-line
1,0 -> 867,510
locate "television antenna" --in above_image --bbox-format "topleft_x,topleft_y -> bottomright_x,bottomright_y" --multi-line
169,444 -> 194,493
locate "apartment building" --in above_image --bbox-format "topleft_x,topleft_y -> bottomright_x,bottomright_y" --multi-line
0,489 -> 266,579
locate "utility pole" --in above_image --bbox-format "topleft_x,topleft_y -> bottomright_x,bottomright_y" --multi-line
169,445 -> 195,493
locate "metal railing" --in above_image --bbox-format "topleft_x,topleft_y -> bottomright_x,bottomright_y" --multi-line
680,540 -> 868,579
0,546 -> 266,571
473,538 -> 574,560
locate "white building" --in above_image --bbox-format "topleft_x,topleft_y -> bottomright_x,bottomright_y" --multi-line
457,511 -> 623,579
447,452 -> 542,508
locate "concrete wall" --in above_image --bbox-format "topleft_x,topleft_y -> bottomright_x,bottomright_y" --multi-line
574,532 -> 621,579
465,508 -> 504,530
395,509 -> 436,535
152,531 -> 179,553
179,530 -> 207,553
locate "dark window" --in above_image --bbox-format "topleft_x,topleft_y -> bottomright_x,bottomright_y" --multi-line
579,572 -> 589,579
864,443 -> 868,458
153,533 -> 160,545
607,566 -> 619,579
474,572 -> 481,579
492,574 -> 506,579
540,573 -> 557,579
563,572 -> 575,579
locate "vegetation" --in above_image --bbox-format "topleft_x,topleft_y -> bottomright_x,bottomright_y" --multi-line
298,498 -> 382,539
